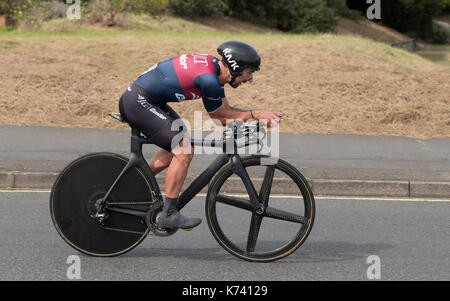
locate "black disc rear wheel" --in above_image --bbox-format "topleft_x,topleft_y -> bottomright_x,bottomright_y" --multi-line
50,153 -> 154,256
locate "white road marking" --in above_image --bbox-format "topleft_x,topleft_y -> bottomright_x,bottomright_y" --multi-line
1,190 -> 449,202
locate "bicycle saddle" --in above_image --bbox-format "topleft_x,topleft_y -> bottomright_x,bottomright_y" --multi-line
108,113 -> 126,123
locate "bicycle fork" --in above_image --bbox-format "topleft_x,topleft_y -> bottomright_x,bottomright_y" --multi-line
230,155 -> 265,215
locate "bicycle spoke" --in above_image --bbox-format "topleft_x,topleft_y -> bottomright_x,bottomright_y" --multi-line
246,213 -> 263,253
259,165 -> 275,204
245,166 -> 275,253
215,194 -> 253,212
264,206 -> 306,224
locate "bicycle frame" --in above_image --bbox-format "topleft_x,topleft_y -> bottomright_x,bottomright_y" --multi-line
102,125 -> 265,220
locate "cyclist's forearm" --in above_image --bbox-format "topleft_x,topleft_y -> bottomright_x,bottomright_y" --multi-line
222,98 -> 252,116
231,106 -> 249,113
216,110 -> 253,125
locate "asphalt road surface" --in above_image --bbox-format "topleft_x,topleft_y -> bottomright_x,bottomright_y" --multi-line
0,191 -> 448,281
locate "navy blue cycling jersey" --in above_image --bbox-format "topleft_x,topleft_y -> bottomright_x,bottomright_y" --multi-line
134,54 -> 225,113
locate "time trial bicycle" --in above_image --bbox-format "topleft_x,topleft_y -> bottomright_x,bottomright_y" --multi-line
50,114 -> 315,262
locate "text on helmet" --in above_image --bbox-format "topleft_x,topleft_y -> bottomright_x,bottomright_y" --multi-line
222,48 -> 240,71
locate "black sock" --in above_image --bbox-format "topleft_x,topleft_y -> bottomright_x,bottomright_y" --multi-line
164,196 -> 178,202
163,196 -> 178,215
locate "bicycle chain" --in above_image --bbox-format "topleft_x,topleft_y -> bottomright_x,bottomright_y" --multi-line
100,201 -> 155,235
101,226 -> 147,235
106,201 -> 154,206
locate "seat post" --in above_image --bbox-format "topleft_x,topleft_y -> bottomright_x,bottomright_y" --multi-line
131,127 -> 141,138
130,127 -> 144,155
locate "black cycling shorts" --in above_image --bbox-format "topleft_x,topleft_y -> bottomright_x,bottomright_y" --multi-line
119,84 -> 187,152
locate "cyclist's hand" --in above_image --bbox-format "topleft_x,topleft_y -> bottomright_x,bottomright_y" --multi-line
254,110 -> 282,127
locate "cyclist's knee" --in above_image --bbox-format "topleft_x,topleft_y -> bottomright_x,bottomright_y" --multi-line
171,142 -> 194,165
172,151 -> 193,167
170,133 -> 193,159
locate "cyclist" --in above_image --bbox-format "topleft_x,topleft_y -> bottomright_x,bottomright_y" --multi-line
118,40 -> 282,230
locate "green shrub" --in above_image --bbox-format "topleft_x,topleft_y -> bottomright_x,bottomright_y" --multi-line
126,0 -> 169,16
382,0 -> 442,36
3,0 -> 55,30
441,0 -> 450,12
48,0 -> 70,19
85,0 -> 130,26
432,20 -> 450,43
84,0 -> 169,26
224,0 -> 337,33
324,0 -> 364,20
168,0 -> 228,17
346,0 -> 445,40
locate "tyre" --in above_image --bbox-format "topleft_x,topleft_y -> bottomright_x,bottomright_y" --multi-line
50,152 -> 154,256
206,155 -> 315,262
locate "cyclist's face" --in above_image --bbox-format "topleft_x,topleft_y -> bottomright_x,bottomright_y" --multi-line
230,69 -> 254,88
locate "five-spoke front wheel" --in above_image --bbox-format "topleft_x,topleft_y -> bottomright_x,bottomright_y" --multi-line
206,156 -> 315,262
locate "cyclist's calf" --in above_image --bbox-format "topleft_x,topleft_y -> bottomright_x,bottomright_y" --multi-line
149,149 -> 174,175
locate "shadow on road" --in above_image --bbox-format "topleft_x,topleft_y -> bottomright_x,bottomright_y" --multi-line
286,241 -> 395,263
119,240 -> 395,263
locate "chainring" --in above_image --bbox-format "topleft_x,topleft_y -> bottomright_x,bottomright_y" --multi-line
145,200 -> 178,237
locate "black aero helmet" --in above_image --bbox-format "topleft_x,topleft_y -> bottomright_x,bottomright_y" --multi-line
217,40 -> 260,76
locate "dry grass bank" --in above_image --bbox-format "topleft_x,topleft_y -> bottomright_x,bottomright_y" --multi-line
0,18 -> 449,138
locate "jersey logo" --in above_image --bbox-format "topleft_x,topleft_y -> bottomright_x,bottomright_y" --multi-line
193,54 -> 209,66
175,93 -> 186,102
176,92 -> 200,101
207,96 -> 221,101
222,48 -> 240,71
137,94 -> 167,120
149,108 -> 167,120
180,54 -> 188,70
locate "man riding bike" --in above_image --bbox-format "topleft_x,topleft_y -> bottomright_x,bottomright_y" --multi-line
118,40 -> 282,231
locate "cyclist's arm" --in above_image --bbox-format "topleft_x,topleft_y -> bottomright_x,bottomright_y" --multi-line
197,75 -> 251,123
197,75 -> 281,126
208,97 -> 253,125
210,98 -> 282,127
221,97 -> 251,113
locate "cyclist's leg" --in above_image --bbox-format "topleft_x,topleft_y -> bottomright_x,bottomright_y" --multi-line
146,118 -> 200,229
119,84 -> 184,150
148,104 -> 187,176
142,101 -> 195,197
119,85 -> 200,229
149,149 -> 173,175
149,113 -> 200,229
154,131 -> 200,229
165,131 -> 194,198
